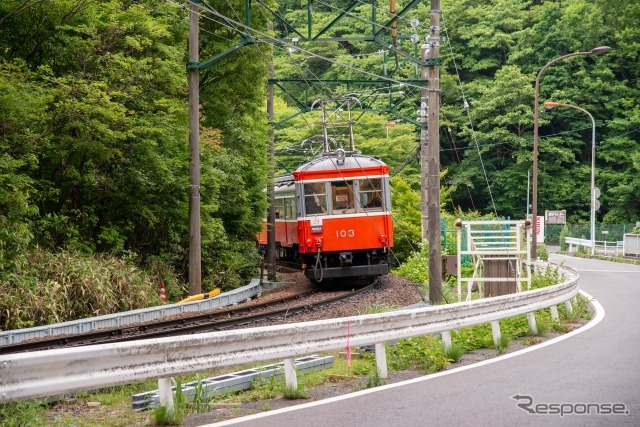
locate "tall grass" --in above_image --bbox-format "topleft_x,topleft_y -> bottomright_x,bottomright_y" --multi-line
0,248 -> 164,330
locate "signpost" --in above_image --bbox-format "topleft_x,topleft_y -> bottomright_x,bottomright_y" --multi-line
545,210 -> 567,225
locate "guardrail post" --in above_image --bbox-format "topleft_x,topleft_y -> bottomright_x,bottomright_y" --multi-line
441,331 -> 452,352
550,305 -> 559,320
158,377 -> 174,415
527,312 -> 538,334
564,300 -> 573,314
283,358 -> 298,391
490,321 -> 501,346
375,343 -> 388,379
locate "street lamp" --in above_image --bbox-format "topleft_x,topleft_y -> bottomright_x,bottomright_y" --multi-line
531,46 -> 611,259
544,101 -> 597,256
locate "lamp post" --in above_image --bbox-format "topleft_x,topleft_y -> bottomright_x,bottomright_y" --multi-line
544,101 -> 597,256
531,46 -> 611,259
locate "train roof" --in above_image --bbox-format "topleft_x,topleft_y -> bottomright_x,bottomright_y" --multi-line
294,151 -> 389,181
273,174 -> 294,191
297,152 -> 386,171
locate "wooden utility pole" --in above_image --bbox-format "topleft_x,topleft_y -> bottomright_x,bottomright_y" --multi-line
427,0 -> 442,303
266,41 -> 277,282
188,2 -> 202,295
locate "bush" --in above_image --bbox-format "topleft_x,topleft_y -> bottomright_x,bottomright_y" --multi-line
536,244 -> 549,261
0,248 -> 165,330
559,225 -> 570,251
394,243 -> 429,285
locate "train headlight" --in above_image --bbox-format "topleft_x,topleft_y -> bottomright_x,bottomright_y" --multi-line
335,148 -> 346,165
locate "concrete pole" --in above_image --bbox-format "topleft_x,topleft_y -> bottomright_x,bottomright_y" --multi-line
188,2 -> 201,295
427,0 -> 442,303
419,45 -> 428,242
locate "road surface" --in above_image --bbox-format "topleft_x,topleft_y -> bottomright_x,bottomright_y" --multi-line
204,254 -> 640,426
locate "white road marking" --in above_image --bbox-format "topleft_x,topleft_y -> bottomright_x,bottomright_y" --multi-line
201,290 -> 605,427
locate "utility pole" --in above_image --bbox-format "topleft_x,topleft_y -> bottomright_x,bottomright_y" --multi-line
266,31 -> 277,282
188,2 -> 202,295
426,0 -> 442,303
420,44 -> 429,243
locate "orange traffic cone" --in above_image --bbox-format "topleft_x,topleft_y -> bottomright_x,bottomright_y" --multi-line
160,280 -> 167,303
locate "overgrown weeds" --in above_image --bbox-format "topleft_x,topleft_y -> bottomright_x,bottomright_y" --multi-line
0,248 -> 180,330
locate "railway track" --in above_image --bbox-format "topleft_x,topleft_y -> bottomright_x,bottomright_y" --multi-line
0,281 -> 374,356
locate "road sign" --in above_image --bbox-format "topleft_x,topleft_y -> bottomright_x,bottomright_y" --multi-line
545,210 -> 566,224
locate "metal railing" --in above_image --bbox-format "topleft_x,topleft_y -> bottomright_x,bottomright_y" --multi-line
564,237 -> 624,255
0,263 -> 579,406
0,279 -> 262,347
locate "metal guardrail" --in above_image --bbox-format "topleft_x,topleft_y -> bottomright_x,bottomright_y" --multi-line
132,355 -> 334,410
0,263 -> 579,404
564,237 -> 624,255
0,279 -> 262,347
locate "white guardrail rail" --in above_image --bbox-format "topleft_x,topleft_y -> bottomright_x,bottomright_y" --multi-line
0,263 -> 579,405
0,279 -> 263,347
564,237 -> 625,255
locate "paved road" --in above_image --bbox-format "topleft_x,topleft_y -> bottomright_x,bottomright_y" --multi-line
205,255 -> 640,426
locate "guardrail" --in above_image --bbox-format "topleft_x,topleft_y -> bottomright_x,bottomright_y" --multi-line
564,237 -> 623,255
0,263 -> 579,406
0,279 -> 262,347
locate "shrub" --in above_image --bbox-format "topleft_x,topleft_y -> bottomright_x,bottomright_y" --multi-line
559,225 -> 570,251
0,248 -> 164,330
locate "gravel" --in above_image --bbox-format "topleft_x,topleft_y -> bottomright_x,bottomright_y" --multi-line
262,272 -> 429,323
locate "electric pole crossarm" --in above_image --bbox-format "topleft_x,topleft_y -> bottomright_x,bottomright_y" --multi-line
313,0 -> 361,40
189,38 -> 256,71
254,0 -> 306,40
272,81 -> 313,113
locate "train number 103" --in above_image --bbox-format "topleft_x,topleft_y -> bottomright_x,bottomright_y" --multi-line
336,229 -> 355,238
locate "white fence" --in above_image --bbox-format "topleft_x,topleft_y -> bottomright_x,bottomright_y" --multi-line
565,237 -> 624,255
0,263 -> 579,406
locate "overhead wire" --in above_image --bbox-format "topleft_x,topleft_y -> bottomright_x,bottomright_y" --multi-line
441,10 -> 497,217
187,0 -> 429,90
190,0 -> 423,166
173,0 -> 437,296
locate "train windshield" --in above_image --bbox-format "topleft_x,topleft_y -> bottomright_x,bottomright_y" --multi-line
304,182 -> 327,215
359,178 -> 383,211
331,181 -> 355,214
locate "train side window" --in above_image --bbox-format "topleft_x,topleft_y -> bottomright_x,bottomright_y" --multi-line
285,196 -> 295,219
275,198 -> 285,219
304,182 -> 327,215
359,178 -> 383,211
331,181 -> 355,214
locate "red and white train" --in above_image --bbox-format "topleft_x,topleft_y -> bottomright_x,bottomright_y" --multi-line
258,147 -> 394,282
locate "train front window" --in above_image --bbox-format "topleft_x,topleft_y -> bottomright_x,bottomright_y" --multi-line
359,178 -> 383,211
304,182 -> 327,215
331,181 -> 355,214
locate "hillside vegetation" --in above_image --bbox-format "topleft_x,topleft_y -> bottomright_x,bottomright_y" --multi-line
1,0 -> 638,327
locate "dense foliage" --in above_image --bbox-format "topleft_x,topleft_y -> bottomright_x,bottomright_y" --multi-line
0,0 -> 270,298
0,1 -> 638,326
270,0 -> 639,227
